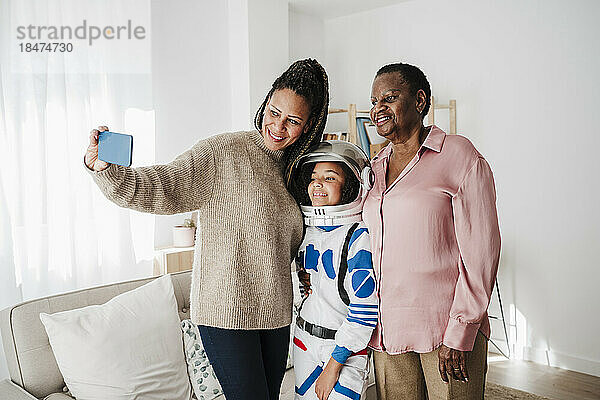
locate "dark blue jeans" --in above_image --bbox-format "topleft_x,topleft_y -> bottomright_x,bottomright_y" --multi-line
198,324 -> 290,400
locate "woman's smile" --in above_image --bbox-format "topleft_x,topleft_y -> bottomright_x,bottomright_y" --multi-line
266,127 -> 285,142
374,114 -> 392,127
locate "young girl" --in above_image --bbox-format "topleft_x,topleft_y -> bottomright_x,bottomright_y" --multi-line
291,141 -> 377,400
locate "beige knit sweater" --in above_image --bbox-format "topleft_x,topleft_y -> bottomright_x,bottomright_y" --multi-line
89,130 -> 304,329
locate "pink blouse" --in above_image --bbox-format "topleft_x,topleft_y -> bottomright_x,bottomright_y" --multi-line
364,126 -> 501,354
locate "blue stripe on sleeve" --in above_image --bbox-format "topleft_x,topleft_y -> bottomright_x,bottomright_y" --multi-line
348,309 -> 378,315
349,303 -> 378,308
348,316 -> 378,323
331,345 -> 352,364
346,317 -> 377,328
347,250 -> 373,272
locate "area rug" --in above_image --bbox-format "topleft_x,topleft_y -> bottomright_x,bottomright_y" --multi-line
486,382 -> 553,400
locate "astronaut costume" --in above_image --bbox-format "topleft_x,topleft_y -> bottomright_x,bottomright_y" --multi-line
292,141 -> 378,400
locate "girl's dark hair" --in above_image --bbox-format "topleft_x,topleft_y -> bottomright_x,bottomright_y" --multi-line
297,162 -> 360,206
376,63 -> 431,119
254,59 -> 329,200
339,164 -> 360,204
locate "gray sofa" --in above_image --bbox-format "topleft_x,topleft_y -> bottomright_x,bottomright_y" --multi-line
0,272 -> 207,399
0,271 -> 375,400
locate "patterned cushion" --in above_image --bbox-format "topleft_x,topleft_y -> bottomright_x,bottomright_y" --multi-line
181,320 -> 223,400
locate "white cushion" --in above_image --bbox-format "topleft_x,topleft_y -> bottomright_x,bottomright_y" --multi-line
181,320 -> 223,400
40,275 -> 191,400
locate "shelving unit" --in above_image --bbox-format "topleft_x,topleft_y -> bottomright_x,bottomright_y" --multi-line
153,211 -> 197,276
328,104 -> 370,146
328,96 -> 457,158
428,96 -> 457,134
153,246 -> 194,276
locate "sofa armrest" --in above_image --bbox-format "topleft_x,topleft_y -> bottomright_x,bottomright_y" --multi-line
0,379 -> 37,400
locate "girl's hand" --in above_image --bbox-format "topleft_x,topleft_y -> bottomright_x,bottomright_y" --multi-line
298,269 -> 312,296
85,125 -> 111,171
315,358 -> 342,400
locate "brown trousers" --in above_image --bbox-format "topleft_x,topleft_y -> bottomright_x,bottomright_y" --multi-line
373,331 -> 488,400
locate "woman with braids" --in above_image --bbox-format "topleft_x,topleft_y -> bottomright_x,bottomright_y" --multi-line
364,63 -> 501,399
84,58 -> 329,400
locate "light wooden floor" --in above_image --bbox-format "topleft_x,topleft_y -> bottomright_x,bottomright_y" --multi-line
284,356 -> 600,400
486,357 -> 600,400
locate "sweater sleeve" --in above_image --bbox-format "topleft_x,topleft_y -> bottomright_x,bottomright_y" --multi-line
333,223 -> 378,363
444,156 -> 501,351
87,137 -> 216,215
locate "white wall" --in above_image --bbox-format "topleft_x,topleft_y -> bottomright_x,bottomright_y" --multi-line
248,0 -> 290,123
228,0 -> 252,130
289,10 -> 324,64
151,0 -> 233,247
151,0 -> 291,247
288,10 -> 351,134
303,0 -> 600,376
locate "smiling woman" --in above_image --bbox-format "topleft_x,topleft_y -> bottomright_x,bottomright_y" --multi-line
262,88 -> 311,151
84,59 -> 329,400
364,63 -> 500,400
254,60 -> 329,199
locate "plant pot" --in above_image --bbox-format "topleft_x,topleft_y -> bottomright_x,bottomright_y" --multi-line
173,226 -> 196,247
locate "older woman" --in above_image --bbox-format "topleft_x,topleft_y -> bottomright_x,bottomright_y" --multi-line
363,63 -> 501,399
84,59 -> 329,400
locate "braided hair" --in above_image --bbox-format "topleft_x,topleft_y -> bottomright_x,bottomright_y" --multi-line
376,63 -> 431,119
254,58 -> 329,201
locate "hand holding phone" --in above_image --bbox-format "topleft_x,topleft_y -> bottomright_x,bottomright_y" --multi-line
85,126 -> 133,170
98,130 -> 133,167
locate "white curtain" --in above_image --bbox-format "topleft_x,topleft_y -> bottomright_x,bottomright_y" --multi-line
0,0 -> 155,379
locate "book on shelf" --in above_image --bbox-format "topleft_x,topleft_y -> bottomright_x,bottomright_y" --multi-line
355,117 -> 371,155
356,117 -> 389,159
364,122 -> 387,145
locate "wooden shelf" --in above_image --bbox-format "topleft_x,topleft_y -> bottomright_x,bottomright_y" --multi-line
153,246 -> 194,275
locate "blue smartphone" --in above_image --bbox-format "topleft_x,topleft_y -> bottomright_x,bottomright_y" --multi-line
98,131 -> 133,167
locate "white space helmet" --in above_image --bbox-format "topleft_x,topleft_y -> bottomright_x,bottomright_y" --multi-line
292,140 -> 373,226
